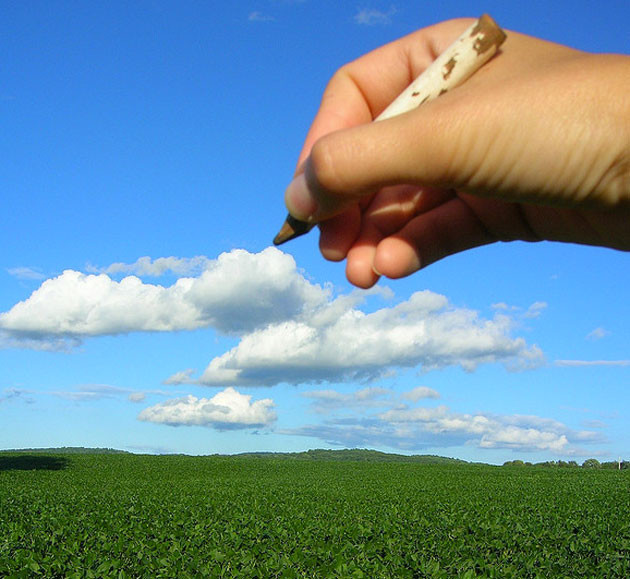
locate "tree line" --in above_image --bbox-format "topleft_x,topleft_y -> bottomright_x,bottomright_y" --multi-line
503,458 -> 628,469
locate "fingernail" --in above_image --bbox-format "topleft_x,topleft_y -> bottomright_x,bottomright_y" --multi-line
284,173 -> 318,222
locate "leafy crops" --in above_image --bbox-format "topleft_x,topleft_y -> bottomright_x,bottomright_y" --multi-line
1,453 -> 629,577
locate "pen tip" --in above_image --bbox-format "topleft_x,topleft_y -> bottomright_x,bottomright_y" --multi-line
273,215 -> 314,246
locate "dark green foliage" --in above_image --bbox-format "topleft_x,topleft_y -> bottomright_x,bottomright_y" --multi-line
0,455 -> 70,472
2,447 -> 130,455
235,448 -> 468,463
1,453 -> 629,577
503,457 -> 628,470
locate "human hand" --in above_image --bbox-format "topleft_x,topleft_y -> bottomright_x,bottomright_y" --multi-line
283,18 -> 630,288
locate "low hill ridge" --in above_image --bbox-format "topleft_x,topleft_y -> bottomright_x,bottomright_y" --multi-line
1,447 -> 466,463
235,448 -> 468,464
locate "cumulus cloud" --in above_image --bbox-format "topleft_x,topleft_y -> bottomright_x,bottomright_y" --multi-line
1,248 -> 544,387
138,387 -> 276,429
196,290 -> 544,386
0,248 -> 328,343
354,7 -> 396,26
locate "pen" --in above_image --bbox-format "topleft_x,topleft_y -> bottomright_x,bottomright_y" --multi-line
273,14 -> 507,246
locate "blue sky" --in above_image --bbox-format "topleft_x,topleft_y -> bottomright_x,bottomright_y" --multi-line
1,1 -> 628,464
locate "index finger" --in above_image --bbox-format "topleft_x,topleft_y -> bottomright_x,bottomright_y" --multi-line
294,18 -> 477,171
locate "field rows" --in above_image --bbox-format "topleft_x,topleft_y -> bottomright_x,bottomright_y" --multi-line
1,453 -> 629,577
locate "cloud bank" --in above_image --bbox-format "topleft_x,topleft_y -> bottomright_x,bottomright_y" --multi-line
1,248 -> 543,385
288,386 -> 603,455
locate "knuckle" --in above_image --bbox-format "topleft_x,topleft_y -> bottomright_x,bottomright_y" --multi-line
308,136 -> 345,194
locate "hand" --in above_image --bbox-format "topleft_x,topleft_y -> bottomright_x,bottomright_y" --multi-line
283,18 -> 630,288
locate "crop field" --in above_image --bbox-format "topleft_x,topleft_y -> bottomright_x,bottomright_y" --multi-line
1,452 -> 629,578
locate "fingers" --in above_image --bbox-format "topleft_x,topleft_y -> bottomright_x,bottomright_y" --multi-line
373,197 -> 496,279
338,197 -> 495,287
319,186 -> 466,288
286,32 -> 614,226
345,220 -> 383,289
279,14 -> 630,292
285,108 -> 461,223
345,192 -> 537,284
318,207 -> 361,262
340,201 -> 494,288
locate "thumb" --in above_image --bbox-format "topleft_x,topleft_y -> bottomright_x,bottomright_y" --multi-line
284,47 -> 627,224
283,99 -> 485,224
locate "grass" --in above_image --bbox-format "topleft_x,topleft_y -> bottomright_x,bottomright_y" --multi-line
1,451 -> 629,577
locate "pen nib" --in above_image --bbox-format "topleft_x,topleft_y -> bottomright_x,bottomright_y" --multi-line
273,215 -> 314,246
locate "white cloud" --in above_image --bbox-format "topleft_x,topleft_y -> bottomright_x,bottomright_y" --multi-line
355,386 -> 391,401
524,302 -> 547,319
402,386 -> 440,402
163,369 -> 197,385
585,327 -> 610,341
286,383 -> 601,456
50,384 -> 163,403
6,266 -> 47,281
138,387 -> 276,429
303,385 -> 444,414
0,387 -> 34,405
477,426 -> 568,453
491,302 -> 515,311
555,360 -> 630,367
248,11 -> 275,22
581,419 -> 607,429
52,384 -> 132,401
1,248 -> 545,387
196,290 -> 544,386
128,392 -> 146,403
0,248 -> 329,343
88,256 -> 213,277
0,330 -> 79,351
303,386 -> 393,413
492,301 -> 547,319
354,7 -> 396,26
285,403 -> 604,455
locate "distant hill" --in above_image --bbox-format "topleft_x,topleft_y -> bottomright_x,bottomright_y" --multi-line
235,448 -> 469,464
1,447 -> 130,455
0,447 -> 468,464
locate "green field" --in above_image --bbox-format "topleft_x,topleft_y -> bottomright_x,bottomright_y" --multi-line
1,452 -> 629,578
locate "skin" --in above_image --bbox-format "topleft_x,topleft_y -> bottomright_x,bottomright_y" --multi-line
283,18 -> 630,289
